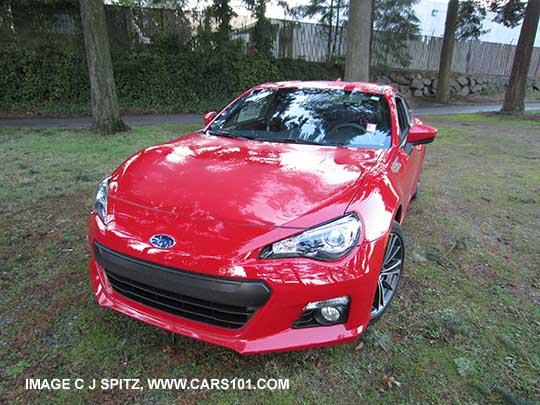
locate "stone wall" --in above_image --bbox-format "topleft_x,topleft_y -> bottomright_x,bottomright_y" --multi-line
371,70 -> 540,99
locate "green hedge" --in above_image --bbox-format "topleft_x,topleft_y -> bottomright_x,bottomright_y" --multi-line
0,47 -> 344,113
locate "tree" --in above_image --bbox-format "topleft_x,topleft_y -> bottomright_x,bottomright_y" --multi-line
491,0 -> 527,27
289,0 -> 348,62
204,0 -> 235,44
244,0 -> 274,57
194,0 -> 244,63
289,0 -> 419,66
456,0 -> 488,39
345,0 -> 372,81
372,0 -> 420,68
79,0 -> 127,134
502,0 -> 540,112
110,0 -> 186,6
436,0 -> 527,104
435,0 -> 459,103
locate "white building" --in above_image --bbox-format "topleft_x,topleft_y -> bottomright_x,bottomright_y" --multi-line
412,0 -> 539,46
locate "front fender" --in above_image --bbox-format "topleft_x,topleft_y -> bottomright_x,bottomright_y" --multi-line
346,168 -> 400,244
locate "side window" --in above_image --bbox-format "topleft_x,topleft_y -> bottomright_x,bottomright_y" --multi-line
401,97 -> 412,123
395,96 -> 410,143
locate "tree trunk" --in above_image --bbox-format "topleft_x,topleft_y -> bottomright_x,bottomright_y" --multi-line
332,0 -> 342,58
436,0 -> 459,103
80,0 -> 127,134
327,0 -> 335,62
502,0 -> 540,112
369,0 -> 376,68
11,2 -> 31,42
345,0 -> 372,82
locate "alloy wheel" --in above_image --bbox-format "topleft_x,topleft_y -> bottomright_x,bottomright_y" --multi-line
371,231 -> 404,319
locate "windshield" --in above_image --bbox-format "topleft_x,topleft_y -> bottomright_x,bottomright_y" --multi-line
209,88 -> 392,148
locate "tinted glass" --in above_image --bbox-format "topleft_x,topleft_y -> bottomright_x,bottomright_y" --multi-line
395,96 -> 410,142
210,88 -> 392,149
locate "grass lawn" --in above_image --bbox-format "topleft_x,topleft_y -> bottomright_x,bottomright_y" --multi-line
0,115 -> 539,403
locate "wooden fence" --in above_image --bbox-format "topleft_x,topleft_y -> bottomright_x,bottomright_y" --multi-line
395,35 -> 540,77
239,19 -> 540,77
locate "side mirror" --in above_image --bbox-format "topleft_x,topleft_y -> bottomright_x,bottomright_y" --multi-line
203,111 -> 217,126
407,122 -> 437,146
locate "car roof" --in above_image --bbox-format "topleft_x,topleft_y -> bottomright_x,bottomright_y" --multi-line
253,80 -> 396,96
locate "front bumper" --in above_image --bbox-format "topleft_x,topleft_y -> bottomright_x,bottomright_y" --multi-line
93,242 -> 271,329
88,210 -> 387,354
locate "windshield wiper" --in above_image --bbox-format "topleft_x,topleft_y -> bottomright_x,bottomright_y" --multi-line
206,131 -> 335,146
206,129 -> 253,141
261,137 -> 335,146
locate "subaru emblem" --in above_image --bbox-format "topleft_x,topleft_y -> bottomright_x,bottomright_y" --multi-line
150,234 -> 175,249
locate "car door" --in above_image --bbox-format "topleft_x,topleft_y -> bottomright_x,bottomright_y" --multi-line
392,95 -> 421,202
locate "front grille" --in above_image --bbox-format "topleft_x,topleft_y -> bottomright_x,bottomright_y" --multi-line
105,270 -> 256,329
94,243 -> 270,329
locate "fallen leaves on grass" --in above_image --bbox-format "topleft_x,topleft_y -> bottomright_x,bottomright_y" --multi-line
162,345 -> 174,354
382,375 -> 401,389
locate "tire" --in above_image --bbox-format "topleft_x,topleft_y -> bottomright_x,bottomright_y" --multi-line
370,221 -> 405,323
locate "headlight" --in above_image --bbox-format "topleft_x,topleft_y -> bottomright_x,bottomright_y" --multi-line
93,176 -> 110,224
260,214 -> 361,261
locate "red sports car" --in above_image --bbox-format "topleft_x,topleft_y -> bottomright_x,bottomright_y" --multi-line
88,81 -> 436,353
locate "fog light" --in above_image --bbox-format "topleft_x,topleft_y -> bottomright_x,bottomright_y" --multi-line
320,306 -> 341,322
297,296 -> 350,327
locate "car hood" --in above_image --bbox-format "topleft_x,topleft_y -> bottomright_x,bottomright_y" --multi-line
109,133 -> 383,228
